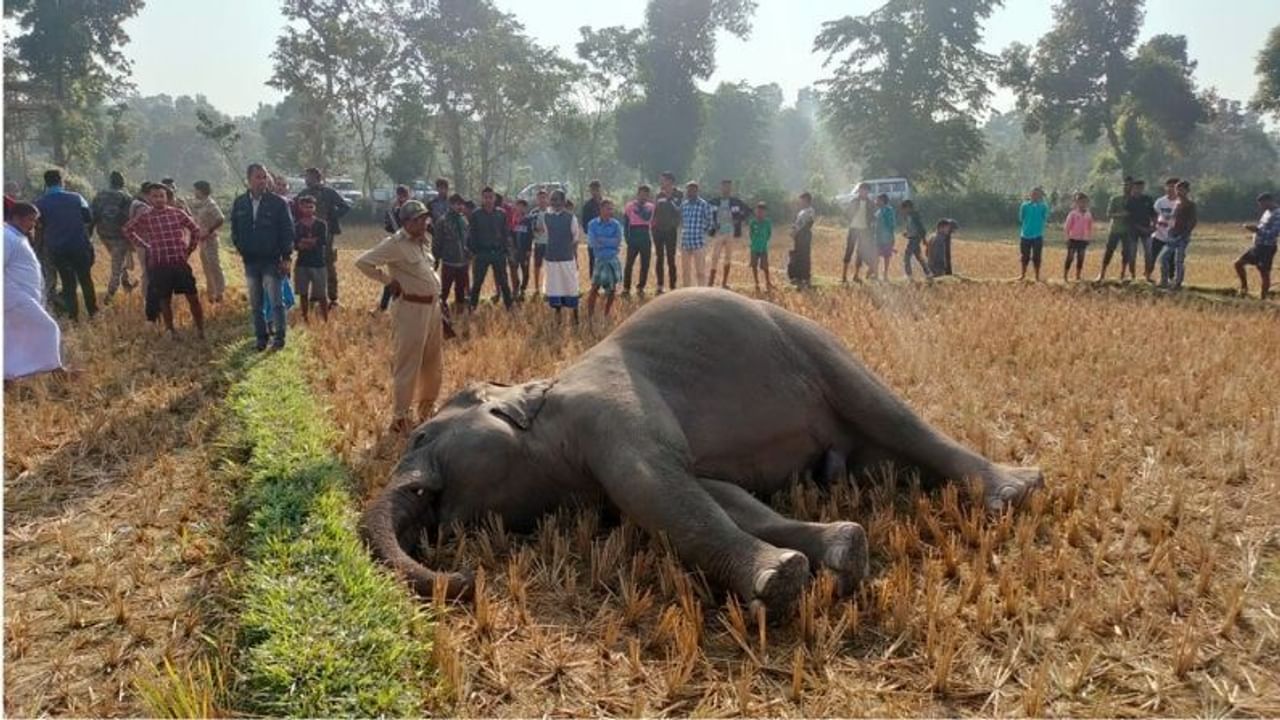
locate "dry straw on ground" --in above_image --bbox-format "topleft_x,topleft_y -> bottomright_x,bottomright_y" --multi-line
5,222 -> 1279,716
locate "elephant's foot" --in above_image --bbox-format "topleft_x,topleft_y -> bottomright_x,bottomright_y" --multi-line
822,521 -> 869,596
750,550 -> 809,620
981,464 -> 1045,512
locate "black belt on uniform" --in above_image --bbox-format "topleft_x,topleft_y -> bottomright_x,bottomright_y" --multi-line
399,292 -> 436,304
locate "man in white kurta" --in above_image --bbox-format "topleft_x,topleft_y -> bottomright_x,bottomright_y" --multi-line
354,200 -> 444,434
5,204 -> 64,379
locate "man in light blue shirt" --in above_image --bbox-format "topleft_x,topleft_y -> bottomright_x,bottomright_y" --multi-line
1018,186 -> 1049,281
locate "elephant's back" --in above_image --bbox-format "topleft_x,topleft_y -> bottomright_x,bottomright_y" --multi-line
600,288 -> 805,375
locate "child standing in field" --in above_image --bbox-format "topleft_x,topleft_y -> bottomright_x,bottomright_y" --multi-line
900,199 -> 928,279
789,192 -> 815,289
587,199 -> 624,319
1062,192 -> 1094,282
292,195 -> 331,323
748,201 -> 773,293
1019,186 -> 1049,281
874,193 -> 896,279
927,219 -> 955,278
539,190 -> 582,324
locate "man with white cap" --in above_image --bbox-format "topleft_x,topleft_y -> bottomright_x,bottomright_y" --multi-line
355,200 -> 445,433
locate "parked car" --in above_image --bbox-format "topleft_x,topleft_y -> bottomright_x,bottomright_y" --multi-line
329,177 -> 363,204
835,177 -> 913,206
372,181 -> 438,207
516,181 -> 571,203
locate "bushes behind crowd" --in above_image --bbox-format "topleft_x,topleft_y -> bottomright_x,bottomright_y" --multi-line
911,178 -> 1275,228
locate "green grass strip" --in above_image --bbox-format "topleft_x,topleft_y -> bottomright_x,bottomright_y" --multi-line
226,335 -> 435,717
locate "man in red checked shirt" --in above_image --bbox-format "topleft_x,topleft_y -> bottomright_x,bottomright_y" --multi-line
122,182 -> 207,338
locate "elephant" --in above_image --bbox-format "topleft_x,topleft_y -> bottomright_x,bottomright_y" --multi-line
361,287 -> 1044,617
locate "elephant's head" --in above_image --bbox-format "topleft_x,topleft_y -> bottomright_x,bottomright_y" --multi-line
360,380 -> 554,601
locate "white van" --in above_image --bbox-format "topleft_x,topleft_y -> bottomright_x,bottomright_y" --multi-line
836,177 -> 913,206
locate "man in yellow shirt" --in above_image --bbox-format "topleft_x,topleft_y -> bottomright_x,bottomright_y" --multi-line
355,200 -> 444,433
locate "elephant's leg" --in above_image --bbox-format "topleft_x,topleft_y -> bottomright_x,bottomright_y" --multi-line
799,327 -> 1044,510
699,478 -> 868,596
589,447 -> 810,618
813,448 -> 848,487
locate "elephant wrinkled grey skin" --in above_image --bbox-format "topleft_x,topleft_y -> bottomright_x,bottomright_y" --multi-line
361,287 -> 1043,617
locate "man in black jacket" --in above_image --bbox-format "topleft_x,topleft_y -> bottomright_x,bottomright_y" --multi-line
231,163 -> 295,351
467,187 -> 513,310
295,167 -> 351,306
708,179 -> 749,288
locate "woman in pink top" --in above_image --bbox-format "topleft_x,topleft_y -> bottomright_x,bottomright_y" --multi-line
622,184 -> 655,295
1063,192 -> 1094,282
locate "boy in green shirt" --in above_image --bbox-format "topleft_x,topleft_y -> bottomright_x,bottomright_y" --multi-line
748,201 -> 774,293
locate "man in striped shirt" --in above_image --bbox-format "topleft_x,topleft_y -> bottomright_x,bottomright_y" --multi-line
679,181 -> 713,287
122,182 -> 207,337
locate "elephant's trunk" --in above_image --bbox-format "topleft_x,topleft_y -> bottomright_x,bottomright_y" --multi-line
360,481 -> 474,601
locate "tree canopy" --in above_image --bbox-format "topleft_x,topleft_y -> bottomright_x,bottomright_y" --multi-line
999,0 -> 1207,179
815,0 -> 1002,190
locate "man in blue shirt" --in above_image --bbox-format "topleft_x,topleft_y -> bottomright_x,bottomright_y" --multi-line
1236,192 -> 1279,299
34,169 -> 97,320
679,181 -> 713,287
1018,186 -> 1049,282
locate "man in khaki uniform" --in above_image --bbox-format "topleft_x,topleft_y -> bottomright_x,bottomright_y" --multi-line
355,200 -> 444,433
188,181 -> 226,302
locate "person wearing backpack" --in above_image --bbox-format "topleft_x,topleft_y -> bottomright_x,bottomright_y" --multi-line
90,171 -> 136,302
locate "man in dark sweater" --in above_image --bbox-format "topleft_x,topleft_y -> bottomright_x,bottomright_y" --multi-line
652,172 -> 682,293
581,179 -> 603,275
467,187 -> 513,310
231,163 -> 295,350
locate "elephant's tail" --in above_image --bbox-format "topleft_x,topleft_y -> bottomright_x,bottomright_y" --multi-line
360,482 -> 475,601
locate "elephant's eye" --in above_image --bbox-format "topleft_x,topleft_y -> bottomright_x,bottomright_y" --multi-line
411,432 -> 428,450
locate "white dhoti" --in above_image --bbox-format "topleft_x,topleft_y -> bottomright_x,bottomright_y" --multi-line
5,225 -> 63,379
543,260 -> 580,307
5,296 -> 62,379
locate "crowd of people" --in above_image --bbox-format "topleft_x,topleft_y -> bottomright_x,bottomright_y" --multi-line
4,163 -> 1276,431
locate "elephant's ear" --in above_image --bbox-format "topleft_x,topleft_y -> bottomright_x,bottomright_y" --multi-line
488,380 -> 553,431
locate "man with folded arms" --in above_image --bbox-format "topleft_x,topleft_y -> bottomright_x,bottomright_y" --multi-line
355,200 -> 445,434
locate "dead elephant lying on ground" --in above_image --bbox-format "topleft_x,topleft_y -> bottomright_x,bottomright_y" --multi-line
361,287 -> 1043,619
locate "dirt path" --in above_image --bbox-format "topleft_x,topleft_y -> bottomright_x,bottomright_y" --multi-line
4,295 -> 252,717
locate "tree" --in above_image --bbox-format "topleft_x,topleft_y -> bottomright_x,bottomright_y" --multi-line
260,92 -> 346,173
271,0 -> 399,207
621,0 -> 757,180
550,109 -> 592,195
1180,98 -> 1278,183
1252,24 -> 1280,119
771,90 -> 816,192
3,0 -> 145,169
572,25 -> 643,186
815,0 -> 1001,189
380,89 -> 436,185
94,102 -> 139,177
999,1 -> 1207,178
699,83 -> 777,190
397,0 -> 570,195
195,108 -> 244,187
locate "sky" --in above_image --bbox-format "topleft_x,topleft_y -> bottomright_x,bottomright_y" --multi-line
120,0 -> 1275,118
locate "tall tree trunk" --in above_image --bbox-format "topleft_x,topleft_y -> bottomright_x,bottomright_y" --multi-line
442,110 -> 467,197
